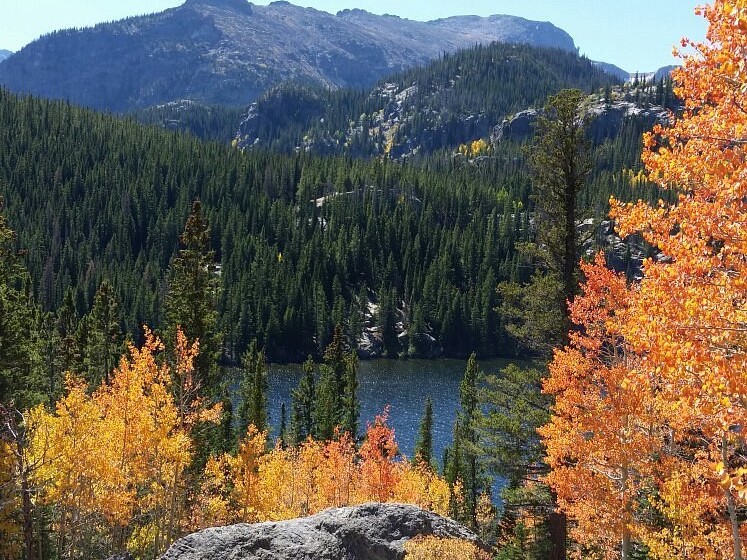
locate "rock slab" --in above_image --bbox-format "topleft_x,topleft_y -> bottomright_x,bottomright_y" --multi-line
160,503 -> 479,560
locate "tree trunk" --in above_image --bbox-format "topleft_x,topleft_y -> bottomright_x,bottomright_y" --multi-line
548,511 -> 567,560
21,461 -> 36,560
723,436 -> 744,560
621,457 -> 632,560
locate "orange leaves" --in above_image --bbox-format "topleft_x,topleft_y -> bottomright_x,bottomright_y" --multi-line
616,0 -> 747,495
544,2 -> 747,557
196,409 -> 452,529
540,258 -> 662,554
358,407 -> 400,503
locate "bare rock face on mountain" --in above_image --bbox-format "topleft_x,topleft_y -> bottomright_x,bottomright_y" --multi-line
0,50 -> 11,62
0,0 -> 576,111
159,503 -> 482,560
493,98 -> 670,145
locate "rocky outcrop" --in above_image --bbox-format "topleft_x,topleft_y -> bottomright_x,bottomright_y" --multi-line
159,503 -> 481,560
492,99 -> 670,145
0,1 -> 577,111
491,109 -> 538,143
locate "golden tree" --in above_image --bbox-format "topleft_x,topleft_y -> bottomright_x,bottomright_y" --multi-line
609,1 -> 747,556
543,2 -> 747,558
30,329 -> 201,559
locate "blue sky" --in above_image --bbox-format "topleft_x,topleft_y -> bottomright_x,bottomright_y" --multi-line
1,0 -> 706,72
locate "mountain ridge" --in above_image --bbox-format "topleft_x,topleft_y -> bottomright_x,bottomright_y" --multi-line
0,0 -> 577,111
234,42 -> 620,158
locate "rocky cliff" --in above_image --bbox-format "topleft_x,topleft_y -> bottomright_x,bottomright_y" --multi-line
0,0 -> 577,112
159,503 -> 482,560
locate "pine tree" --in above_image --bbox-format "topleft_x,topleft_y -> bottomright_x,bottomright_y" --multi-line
525,88 -> 593,347
414,397 -> 434,467
311,326 -> 360,440
238,340 -> 268,434
84,280 -> 122,387
457,353 -> 482,528
290,355 -> 316,445
164,200 -> 223,397
340,351 -> 359,438
56,288 -> 80,377
0,199 -> 42,409
314,365 -> 338,441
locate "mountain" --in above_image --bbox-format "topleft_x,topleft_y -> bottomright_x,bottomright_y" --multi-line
235,42 -> 620,158
0,0 -> 576,111
592,60 -> 629,81
654,65 -> 679,81
0,50 -> 11,62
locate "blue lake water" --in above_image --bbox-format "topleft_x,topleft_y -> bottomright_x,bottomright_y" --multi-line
263,358 -> 520,466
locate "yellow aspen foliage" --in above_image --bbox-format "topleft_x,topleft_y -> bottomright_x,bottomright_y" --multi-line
258,444 -> 302,521
29,328 -> 203,559
404,536 -> 491,560
470,138 -> 489,156
191,454 -> 234,529
195,409 -> 455,528
392,460 -> 450,517
638,465 -> 734,560
295,438 -> 325,515
316,429 -> 356,508
457,138 -> 489,157
229,425 -> 267,523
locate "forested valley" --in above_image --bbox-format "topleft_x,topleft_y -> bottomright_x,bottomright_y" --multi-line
2,2 -> 747,559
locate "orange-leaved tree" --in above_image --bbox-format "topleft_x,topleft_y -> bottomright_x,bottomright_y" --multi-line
357,407 -> 400,503
194,407 -> 452,528
540,255 -> 666,559
609,1 -> 747,557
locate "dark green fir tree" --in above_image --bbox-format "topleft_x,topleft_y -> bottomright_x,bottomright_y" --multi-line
238,340 -> 268,434
290,355 -> 316,445
414,396 -> 434,467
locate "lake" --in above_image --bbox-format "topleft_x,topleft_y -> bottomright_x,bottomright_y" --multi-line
264,357 -> 522,466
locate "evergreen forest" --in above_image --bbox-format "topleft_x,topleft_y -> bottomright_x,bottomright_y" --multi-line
3,4 -> 745,558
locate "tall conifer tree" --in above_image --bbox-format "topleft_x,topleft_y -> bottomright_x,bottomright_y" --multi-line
414,397 -> 434,467
164,200 -> 223,396
290,355 -> 316,445
238,340 -> 268,434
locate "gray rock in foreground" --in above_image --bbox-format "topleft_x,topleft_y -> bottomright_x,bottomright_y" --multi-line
160,502 -> 480,560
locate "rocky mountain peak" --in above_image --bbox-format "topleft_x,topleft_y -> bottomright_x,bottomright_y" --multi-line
0,1 -> 579,111
184,0 -> 253,13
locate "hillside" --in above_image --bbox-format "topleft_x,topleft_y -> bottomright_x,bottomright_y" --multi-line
0,88 -> 539,362
236,42 -> 620,158
0,0 -> 577,111
0,50 -> 10,62
0,83 -> 669,363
